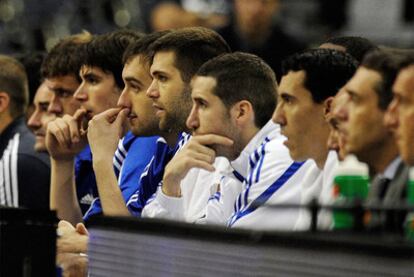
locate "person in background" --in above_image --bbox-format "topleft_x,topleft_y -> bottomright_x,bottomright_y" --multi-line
319,36 -> 378,63
143,0 -> 230,32
342,49 -> 412,231
27,81 -> 56,152
386,55 -> 414,166
17,51 -> 46,120
217,0 -> 305,80
319,35 -> 378,161
42,32 -> 92,119
0,55 -> 50,209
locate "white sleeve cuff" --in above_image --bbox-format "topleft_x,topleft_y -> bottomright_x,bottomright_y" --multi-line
156,190 -> 185,219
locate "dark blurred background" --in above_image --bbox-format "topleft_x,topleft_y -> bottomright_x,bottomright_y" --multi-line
0,0 -> 413,54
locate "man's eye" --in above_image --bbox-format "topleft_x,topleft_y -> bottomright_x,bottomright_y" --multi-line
158,75 -> 167,82
131,83 -> 141,91
57,91 -> 72,98
86,77 -> 98,84
39,104 -> 49,111
281,95 -> 292,103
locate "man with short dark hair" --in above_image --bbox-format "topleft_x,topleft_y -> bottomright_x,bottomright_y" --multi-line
127,27 -> 232,216
0,55 -> 50,209
319,36 -> 378,63
83,31 -> 170,219
273,49 -> 358,229
27,81 -> 56,152
319,36 -> 378,160
42,32 -> 92,118
343,49 -> 412,230
386,56 -> 414,166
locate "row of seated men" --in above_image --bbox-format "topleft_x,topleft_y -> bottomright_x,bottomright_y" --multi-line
1,27 -> 414,275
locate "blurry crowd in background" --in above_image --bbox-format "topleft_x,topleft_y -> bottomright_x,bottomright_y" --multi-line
0,0 -> 413,54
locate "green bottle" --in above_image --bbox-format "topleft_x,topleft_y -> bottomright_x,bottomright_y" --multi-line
404,167 -> 414,241
333,155 -> 369,229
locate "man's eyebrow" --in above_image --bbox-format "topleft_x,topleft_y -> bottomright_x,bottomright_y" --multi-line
83,72 -> 100,78
279,92 -> 295,98
151,69 -> 168,76
124,76 -> 143,86
50,87 -> 75,95
51,87 -> 73,94
344,88 -> 357,97
193,96 -> 207,102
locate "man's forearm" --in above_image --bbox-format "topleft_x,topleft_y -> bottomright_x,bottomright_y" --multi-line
93,158 -> 130,216
50,158 -> 83,225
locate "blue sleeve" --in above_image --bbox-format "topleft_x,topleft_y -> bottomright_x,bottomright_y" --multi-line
126,140 -> 171,217
118,136 -> 159,201
75,146 -> 99,215
84,136 -> 160,221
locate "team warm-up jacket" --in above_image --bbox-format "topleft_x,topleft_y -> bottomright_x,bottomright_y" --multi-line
0,117 -> 50,209
126,132 -> 191,216
83,132 -> 159,221
205,120 -> 317,230
141,157 -> 231,222
74,145 -> 98,215
293,151 -> 338,230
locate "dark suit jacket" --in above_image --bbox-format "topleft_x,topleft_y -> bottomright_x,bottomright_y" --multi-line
366,160 -> 409,232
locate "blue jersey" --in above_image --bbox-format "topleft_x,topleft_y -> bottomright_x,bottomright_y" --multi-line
83,132 -> 159,221
75,145 -> 98,215
126,132 -> 191,216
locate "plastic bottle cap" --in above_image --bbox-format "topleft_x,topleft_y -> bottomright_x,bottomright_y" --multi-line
334,155 -> 369,176
409,167 -> 414,181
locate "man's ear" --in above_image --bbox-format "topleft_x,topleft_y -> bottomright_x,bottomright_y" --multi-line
323,96 -> 334,119
231,100 -> 254,126
0,92 -> 10,113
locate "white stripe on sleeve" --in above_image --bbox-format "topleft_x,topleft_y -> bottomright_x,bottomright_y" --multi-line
10,134 -> 19,206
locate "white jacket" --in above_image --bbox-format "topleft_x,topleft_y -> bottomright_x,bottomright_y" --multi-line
141,154 -> 231,222
204,121 -> 317,231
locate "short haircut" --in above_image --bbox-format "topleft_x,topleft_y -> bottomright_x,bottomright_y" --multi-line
282,49 -> 358,103
41,31 -> 92,82
149,27 -> 231,83
361,49 -> 414,110
81,29 -> 144,89
0,55 -> 29,118
17,51 -> 46,105
395,49 -> 414,69
123,30 -> 171,65
196,52 -> 276,128
324,36 -> 378,63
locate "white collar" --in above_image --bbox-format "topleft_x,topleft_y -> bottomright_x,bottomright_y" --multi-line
230,120 -> 280,178
381,156 -> 402,180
